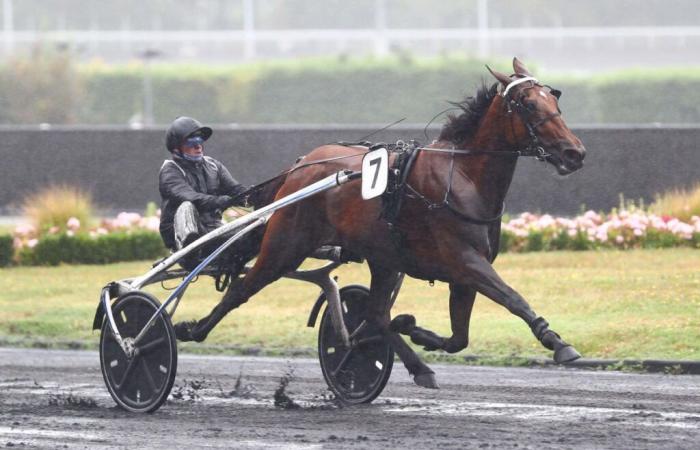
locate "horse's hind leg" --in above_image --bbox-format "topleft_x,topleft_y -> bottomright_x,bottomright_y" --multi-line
456,251 -> 581,363
366,263 -> 438,389
174,214 -> 316,342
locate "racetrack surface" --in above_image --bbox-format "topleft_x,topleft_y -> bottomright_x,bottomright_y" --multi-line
1,348 -> 699,449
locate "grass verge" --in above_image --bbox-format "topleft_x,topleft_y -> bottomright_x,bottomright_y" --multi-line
1,249 -> 699,361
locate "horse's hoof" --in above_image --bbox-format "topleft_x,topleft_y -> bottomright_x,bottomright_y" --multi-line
174,321 -> 196,342
414,372 -> 439,389
554,345 -> 582,364
390,314 -> 416,334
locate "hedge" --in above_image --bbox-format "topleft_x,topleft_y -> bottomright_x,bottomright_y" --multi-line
2,54 -> 700,125
17,231 -> 167,266
0,234 -> 12,267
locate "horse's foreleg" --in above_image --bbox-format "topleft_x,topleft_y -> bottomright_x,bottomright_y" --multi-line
367,263 -> 438,389
390,284 -> 476,354
456,251 -> 581,363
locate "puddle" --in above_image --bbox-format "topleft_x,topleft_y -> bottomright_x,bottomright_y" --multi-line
381,398 -> 700,429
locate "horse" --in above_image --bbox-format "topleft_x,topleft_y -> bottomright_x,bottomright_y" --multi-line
174,58 -> 587,388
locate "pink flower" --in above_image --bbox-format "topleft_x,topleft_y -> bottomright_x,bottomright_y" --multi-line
142,217 -> 160,232
14,223 -> 35,237
27,238 -> 39,248
66,217 -> 81,231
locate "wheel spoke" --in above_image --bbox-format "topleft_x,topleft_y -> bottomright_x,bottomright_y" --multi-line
141,359 -> 158,393
356,335 -> 383,346
116,355 -> 139,391
349,320 -> 368,339
137,336 -> 166,356
331,347 -> 354,377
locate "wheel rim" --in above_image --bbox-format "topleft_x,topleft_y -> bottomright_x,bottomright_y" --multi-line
318,286 -> 393,404
100,292 -> 177,412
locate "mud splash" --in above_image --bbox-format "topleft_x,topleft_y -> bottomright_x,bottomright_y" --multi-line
273,369 -> 300,410
47,393 -> 98,409
170,378 -> 207,402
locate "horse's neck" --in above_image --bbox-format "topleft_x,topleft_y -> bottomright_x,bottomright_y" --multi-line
456,125 -> 519,210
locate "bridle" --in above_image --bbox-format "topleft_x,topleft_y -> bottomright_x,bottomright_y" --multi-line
501,75 -> 563,162
400,76 -> 565,224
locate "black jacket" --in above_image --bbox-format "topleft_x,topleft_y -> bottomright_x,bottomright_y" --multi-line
159,154 -> 247,249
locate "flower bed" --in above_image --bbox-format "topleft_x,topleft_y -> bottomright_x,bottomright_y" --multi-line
10,212 -> 166,266
3,209 -> 700,266
501,210 -> 700,252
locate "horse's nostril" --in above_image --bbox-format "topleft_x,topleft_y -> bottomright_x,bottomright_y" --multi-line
563,148 -> 584,164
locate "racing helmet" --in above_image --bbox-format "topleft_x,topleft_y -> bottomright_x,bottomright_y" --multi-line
165,116 -> 213,152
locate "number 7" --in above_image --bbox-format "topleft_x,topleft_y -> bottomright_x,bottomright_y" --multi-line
369,157 -> 382,189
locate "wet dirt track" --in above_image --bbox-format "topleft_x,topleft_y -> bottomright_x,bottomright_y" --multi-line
1,348 -> 699,449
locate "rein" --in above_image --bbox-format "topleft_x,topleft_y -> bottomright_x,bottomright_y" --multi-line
247,76 -> 561,226
395,76 -> 562,225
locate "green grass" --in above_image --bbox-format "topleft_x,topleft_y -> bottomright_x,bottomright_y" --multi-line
1,249 -> 699,361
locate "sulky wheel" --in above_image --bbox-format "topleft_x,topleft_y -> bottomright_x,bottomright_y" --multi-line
318,285 -> 394,405
99,291 -> 177,413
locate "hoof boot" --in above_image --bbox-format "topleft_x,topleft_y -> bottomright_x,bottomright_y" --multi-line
390,314 -> 416,334
174,321 -> 197,342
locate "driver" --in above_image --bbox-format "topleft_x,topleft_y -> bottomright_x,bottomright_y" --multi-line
158,116 -> 248,256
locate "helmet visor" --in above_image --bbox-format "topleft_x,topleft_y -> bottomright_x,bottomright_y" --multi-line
183,136 -> 205,148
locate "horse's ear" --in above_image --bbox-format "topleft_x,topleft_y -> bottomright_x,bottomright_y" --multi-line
486,65 -> 511,87
512,57 -> 533,77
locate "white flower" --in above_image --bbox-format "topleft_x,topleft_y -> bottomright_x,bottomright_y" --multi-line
27,238 -> 39,248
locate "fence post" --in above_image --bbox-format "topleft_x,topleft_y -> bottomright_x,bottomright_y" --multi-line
374,0 -> 388,57
2,0 -> 14,56
477,0 -> 489,58
243,0 -> 256,60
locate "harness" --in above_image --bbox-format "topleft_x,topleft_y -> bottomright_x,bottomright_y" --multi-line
248,75 -> 562,228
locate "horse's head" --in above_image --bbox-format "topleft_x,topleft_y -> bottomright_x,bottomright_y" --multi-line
487,58 -> 586,175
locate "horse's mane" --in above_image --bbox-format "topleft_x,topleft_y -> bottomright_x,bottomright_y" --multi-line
438,82 -> 498,144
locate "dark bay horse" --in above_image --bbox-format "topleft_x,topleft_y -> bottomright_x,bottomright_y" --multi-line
175,58 -> 586,388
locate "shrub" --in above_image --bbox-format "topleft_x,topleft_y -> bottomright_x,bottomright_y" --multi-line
22,185 -> 94,234
0,234 -> 12,267
524,230 -> 545,252
499,229 -> 514,253
547,229 -> 571,251
0,48 -> 83,124
569,230 -> 594,251
4,55 -> 700,125
649,183 -> 700,222
20,231 -> 167,266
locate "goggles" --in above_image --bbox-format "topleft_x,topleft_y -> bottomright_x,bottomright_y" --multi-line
183,136 -> 205,148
